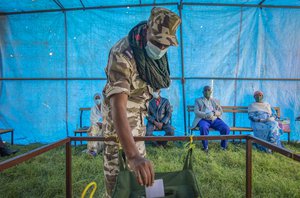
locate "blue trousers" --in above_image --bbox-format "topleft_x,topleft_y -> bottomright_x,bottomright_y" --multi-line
197,118 -> 230,149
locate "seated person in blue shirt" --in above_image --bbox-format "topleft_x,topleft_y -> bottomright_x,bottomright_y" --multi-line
146,90 -> 174,146
191,85 -> 230,151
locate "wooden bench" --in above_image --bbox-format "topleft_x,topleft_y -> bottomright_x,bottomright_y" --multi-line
0,129 -> 14,145
187,105 -> 291,143
74,106 -> 173,144
74,108 -> 91,146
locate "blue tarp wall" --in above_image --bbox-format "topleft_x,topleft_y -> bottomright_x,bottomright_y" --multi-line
0,0 -> 300,144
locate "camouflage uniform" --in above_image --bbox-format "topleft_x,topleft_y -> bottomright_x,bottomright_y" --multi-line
102,7 -> 181,197
101,36 -> 152,196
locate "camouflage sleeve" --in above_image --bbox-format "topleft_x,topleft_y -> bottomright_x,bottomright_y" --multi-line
104,51 -> 132,99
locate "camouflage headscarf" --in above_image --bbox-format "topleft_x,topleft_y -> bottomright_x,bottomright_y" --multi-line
128,21 -> 170,90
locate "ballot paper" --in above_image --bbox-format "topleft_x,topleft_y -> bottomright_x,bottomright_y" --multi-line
145,179 -> 164,198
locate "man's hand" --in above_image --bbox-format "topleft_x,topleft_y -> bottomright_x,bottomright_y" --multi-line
128,155 -> 154,187
205,112 -> 214,119
259,118 -> 267,122
213,110 -> 221,116
157,122 -> 163,130
154,121 -> 163,130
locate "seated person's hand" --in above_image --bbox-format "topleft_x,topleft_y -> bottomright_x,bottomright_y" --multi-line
258,118 -> 267,122
250,117 -> 264,122
267,117 -> 275,121
213,110 -> 221,116
205,111 -> 214,119
157,122 -> 163,130
154,121 -> 163,130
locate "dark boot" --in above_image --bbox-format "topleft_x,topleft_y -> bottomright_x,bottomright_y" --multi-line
0,147 -> 18,157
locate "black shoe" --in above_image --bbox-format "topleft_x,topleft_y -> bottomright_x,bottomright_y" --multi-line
202,148 -> 209,153
0,147 -> 19,157
151,141 -> 160,147
158,141 -> 171,149
162,144 -> 171,149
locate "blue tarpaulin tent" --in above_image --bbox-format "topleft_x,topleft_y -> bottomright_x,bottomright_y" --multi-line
0,0 -> 299,144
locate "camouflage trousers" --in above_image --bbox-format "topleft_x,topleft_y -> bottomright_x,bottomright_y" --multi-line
103,128 -> 146,197
87,125 -> 104,154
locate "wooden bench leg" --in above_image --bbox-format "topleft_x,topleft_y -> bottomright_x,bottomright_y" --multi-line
11,131 -> 14,145
74,133 -> 77,147
239,131 -> 242,143
80,133 -> 83,145
288,133 -> 290,144
232,131 -> 235,143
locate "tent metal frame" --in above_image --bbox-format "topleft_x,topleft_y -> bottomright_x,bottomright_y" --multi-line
0,1 -> 300,135
1,1 -> 300,16
52,0 -> 65,10
1,77 -> 300,81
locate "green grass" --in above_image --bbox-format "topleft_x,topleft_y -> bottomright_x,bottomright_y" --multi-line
1,142 -> 300,198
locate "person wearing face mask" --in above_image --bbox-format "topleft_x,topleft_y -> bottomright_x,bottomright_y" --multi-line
248,90 -> 283,152
87,93 -> 104,157
146,90 -> 174,147
101,7 -> 181,196
191,85 -> 230,152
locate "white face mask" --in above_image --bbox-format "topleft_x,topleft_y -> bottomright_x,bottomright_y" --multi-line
152,92 -> 159,99
145,41 -> 168,60
95,99 -> 101,105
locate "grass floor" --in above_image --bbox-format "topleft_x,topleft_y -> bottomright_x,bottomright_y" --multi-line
0,141 -> 300,198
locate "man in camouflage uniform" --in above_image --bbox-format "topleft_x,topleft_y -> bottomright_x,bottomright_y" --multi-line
102,7 -> 181,197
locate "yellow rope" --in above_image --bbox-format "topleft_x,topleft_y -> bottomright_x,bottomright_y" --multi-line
184,135 -> 195,150
81,181 -> 97,198
190,135 -> 194,144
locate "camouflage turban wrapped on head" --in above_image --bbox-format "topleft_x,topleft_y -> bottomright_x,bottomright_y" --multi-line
147,7 -> 181,46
